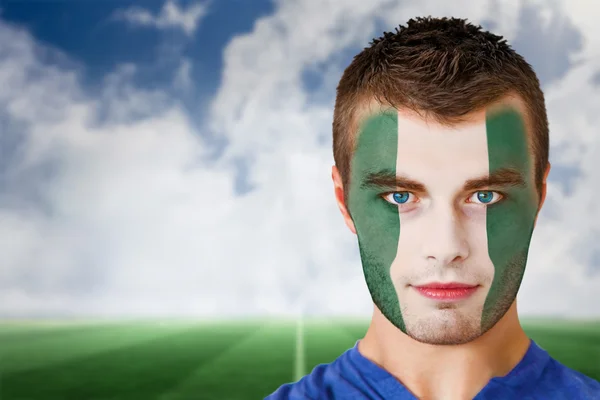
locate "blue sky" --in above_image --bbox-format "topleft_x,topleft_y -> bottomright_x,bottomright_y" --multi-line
1,0 -> 273,98
0,0 -> 599,318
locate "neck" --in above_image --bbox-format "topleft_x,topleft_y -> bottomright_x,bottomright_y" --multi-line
358,301 -> 530,400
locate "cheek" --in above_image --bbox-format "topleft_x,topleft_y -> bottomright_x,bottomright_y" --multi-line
488,202 -> 536,253
349,192 -> 401,268
464,213 -> 497,284
463,206 -> 490,254
485,193 -> 538,289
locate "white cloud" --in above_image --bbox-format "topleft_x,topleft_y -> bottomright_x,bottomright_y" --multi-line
114,0 -> 209,37
518,52 -> 600,318
1,0 -> 599,319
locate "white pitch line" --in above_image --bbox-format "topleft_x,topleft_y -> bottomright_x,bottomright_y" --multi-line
294,315 -> 305,382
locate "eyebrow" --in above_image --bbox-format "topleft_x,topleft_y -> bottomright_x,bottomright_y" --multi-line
361,168 -> 526,192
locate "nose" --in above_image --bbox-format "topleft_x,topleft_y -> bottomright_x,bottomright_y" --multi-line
420,204 -> 470,266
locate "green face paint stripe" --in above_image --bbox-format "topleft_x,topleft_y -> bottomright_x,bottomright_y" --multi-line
348,111 -> 405,332
483,109 -> 539,330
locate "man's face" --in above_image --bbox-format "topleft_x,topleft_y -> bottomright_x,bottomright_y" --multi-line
346,99 -> 540,345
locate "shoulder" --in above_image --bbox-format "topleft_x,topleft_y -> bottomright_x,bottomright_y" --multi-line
264,346 -> 386,400
263,363 -> 332,400
264,354 -> 355,400
537,357 -> 600,399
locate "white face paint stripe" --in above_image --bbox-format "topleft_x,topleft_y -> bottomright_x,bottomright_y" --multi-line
390,110 -> 495,341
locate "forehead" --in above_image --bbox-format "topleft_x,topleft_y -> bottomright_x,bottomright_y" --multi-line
351,93 -> 533,155
354,94 -> 531,125
352,96 -> 534,183
394,109 -> 490,176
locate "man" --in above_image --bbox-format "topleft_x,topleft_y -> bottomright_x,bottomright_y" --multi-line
266,17 -> 600,400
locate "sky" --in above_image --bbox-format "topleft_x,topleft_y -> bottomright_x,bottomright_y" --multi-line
0,0 -> 599,319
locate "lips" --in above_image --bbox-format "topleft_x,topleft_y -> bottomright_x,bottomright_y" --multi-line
416,282 -> 476,289
413,282 -> 479,301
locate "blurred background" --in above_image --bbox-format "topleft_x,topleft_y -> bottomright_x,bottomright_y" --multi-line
0,0 -> 598,399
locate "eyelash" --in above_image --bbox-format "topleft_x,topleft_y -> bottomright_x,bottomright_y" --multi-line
380,191 -> 506,207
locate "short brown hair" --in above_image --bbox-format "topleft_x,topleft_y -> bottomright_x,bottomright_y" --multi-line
333,17 -> 549,203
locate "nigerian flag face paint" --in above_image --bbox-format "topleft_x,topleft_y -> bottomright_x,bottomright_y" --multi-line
347,102 -> 539,345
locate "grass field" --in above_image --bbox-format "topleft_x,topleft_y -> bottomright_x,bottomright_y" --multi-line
0,318 -> 598,399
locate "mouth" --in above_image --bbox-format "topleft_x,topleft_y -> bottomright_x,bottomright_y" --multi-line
412,282 -> 479,301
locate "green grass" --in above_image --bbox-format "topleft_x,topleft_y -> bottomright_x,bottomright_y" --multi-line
0,318 -> 598,399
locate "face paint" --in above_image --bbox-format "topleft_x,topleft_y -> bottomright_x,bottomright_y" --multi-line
347,111 -> 405,332
347,104 -> 539,344
482,109 -> 538,331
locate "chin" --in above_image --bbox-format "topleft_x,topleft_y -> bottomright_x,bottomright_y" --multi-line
404,311 -> 483,345
408,329 -> 483,346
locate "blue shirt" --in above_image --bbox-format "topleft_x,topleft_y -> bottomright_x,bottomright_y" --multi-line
266,340 -> 600,399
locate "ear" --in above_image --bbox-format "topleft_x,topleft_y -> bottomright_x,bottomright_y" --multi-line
332,165 -> 357,235
533,162 -> 551,228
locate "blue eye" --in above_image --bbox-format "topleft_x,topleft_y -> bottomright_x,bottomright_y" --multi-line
381,192 -> 414,206
477,191 -> 494,203
392,192 -> 410,204
471,191 -> 502,205
381,192 -> 416,208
